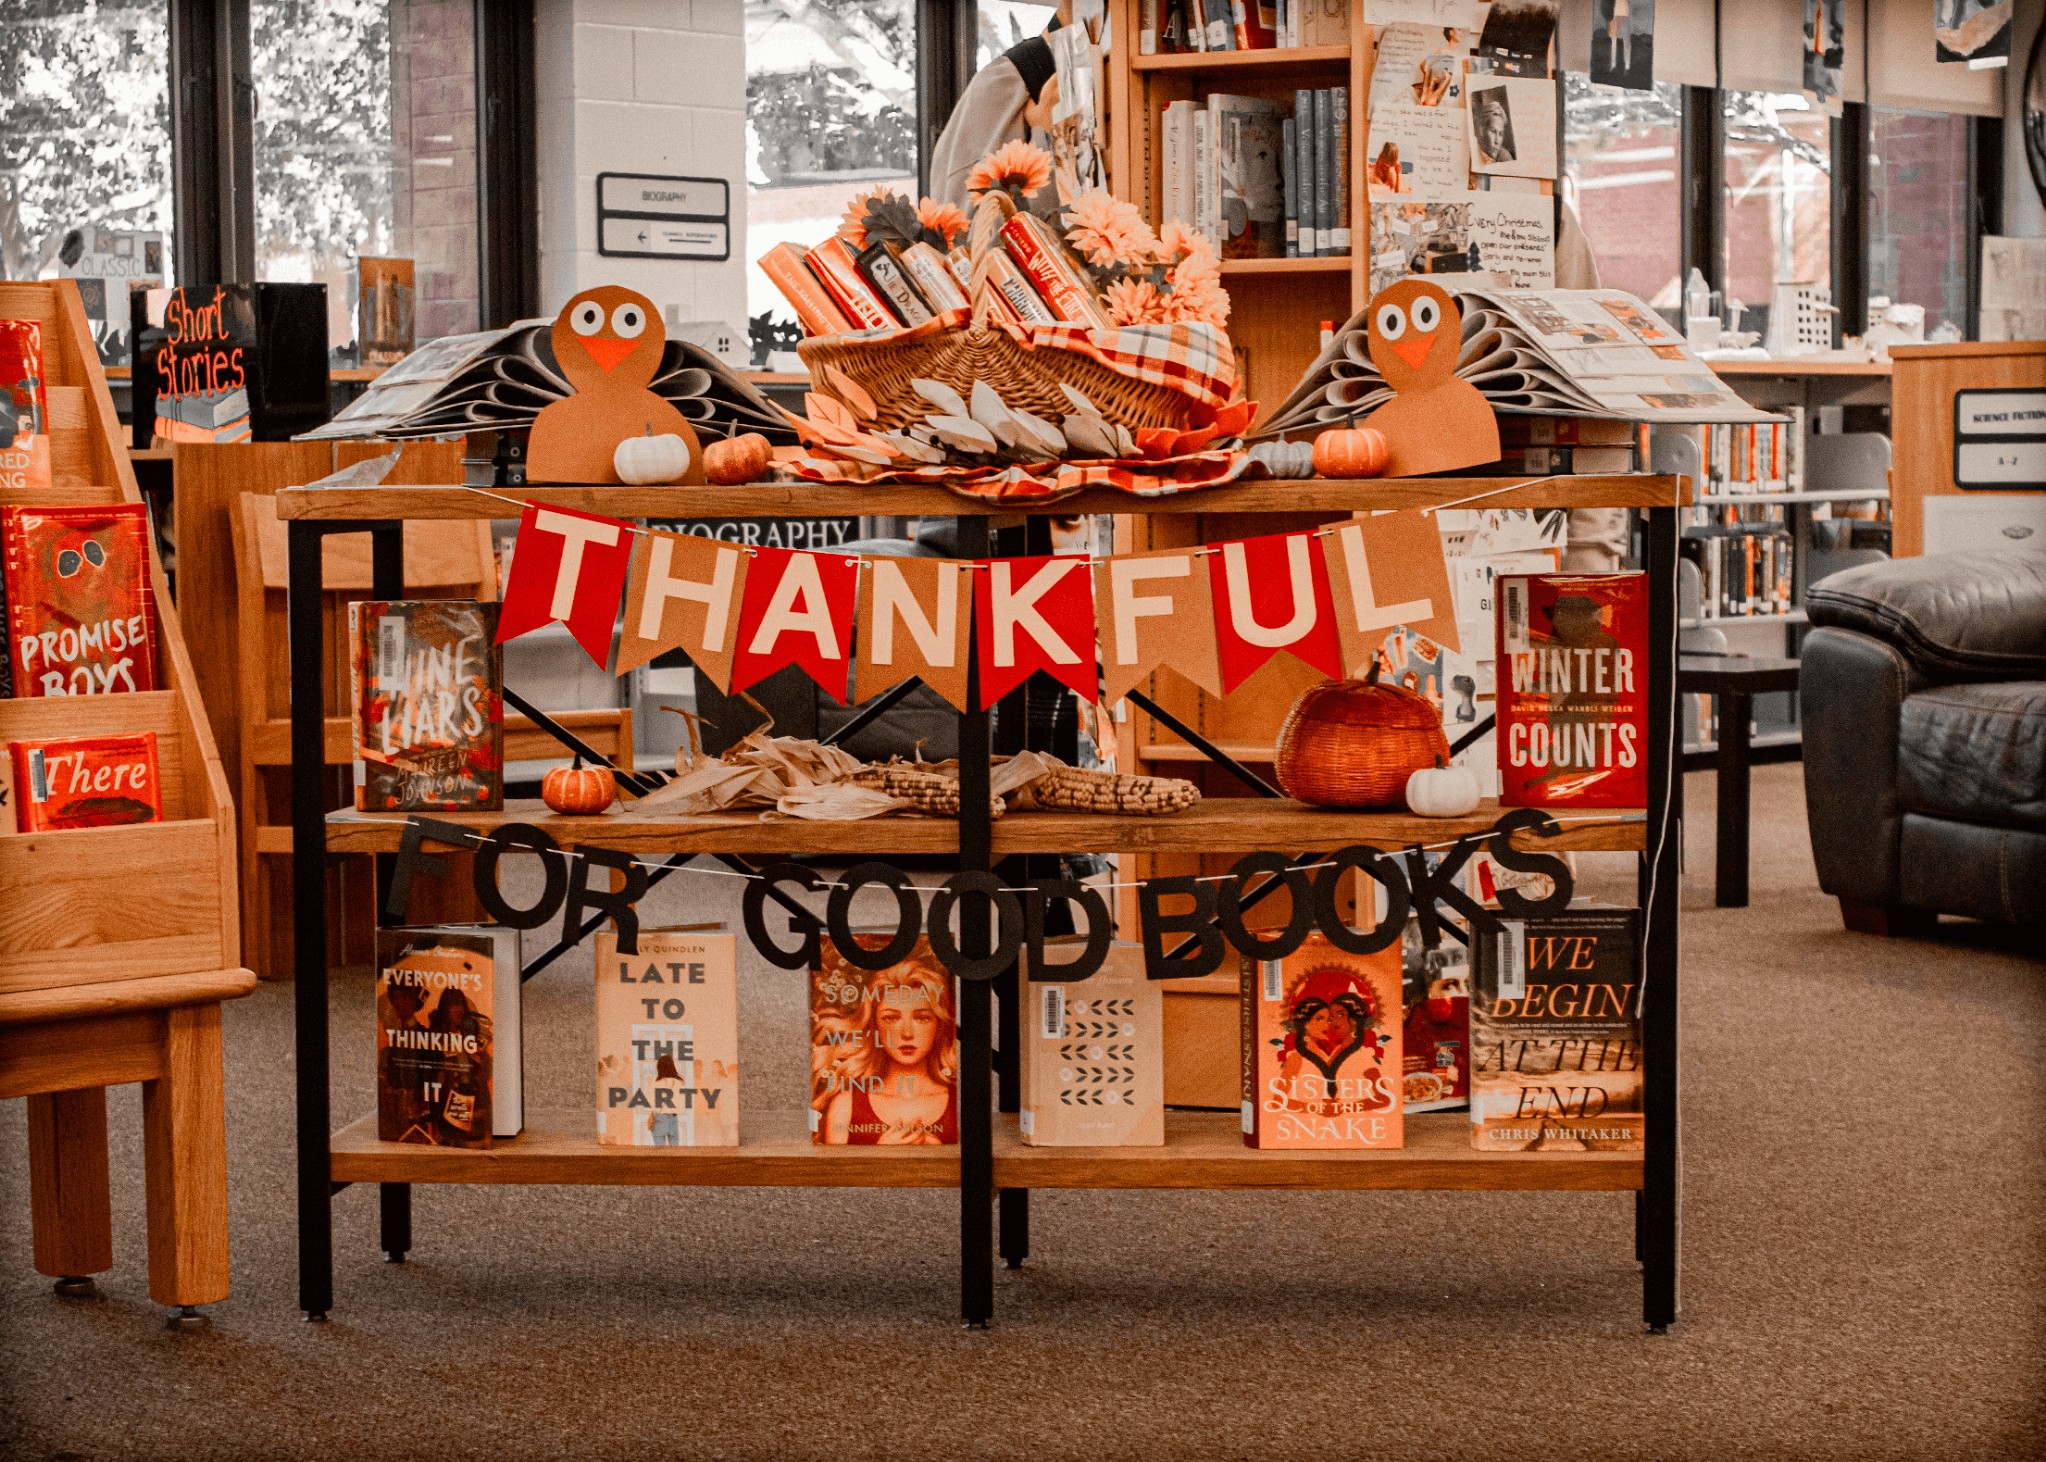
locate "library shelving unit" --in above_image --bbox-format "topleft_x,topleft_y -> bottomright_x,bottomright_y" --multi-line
276,470 -> 1686,1331
0,279 -> 251,1312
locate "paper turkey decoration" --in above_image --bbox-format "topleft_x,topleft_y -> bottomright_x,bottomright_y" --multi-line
1356,280 -> 1498,478
528,287 -> 705,484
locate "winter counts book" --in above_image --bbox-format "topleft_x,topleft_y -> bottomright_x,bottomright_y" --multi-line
376,924 -> 523,1147
595,925 -> 738,1147
1495,572 -> 1649,808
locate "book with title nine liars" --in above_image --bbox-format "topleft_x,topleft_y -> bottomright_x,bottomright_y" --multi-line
1495,572 -> 1648,808
348,599 -> 503,810
1470,909 -> 1642,1152
1242,932 -> 1404,1150
810,932 -> 959,1146
376,924 -> 523,1147
595,925 -> 738,1147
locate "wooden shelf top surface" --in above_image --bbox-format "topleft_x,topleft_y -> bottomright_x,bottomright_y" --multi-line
274,475 -> 1690,521
1220,256 -> 1355,275
1131,44 -> 1351,72
327,1110 -> 1639,1193
326,797 -> 1644,856
1706,358 -> 1893,378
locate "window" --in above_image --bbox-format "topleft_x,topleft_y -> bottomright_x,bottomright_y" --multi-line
1868,107 -> 1969,339
251,0 -> 482,359
1562,76 -> 1683,312
746,0 -> 918,364
0,1 -> 173,286
978,3 -> 1059,67
1722,90 -> 1832,343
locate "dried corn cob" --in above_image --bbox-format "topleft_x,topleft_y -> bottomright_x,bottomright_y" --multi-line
849,765 -> 1006,820
1015,764 -> 1200,815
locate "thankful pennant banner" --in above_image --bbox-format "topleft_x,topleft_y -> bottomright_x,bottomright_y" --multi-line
1321,512 -> 1462,677
973,554 -> 1098,710
613,529 -> 751,689
1091,546 -> 1223,704
497,503 -> 635,666
854,555 -> 974,712
730,545 -> 860,701
1208,530 -> 1345,692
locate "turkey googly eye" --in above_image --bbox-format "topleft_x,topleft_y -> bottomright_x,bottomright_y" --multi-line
570,301 -> 604,335
1375,304 -> 1407,340
610,303 -> 646,338
1411,296 -> 1441,332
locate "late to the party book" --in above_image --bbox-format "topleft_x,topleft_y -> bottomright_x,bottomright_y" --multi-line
1,504 -> 159,697
348,599 -> 503,810
1242,932 -> 1404,1150
1495,572 -> 1649,808
376,925 -> 523,1147
810,933 -> 959,1146
595,925 -> 739,1147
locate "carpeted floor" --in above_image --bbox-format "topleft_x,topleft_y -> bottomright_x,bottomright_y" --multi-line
2,764 -> 2041,1461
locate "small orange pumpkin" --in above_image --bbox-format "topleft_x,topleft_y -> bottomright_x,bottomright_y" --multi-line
704,431 -> 774,485
1312,422 -> 1391,479
542,757 -> 617,815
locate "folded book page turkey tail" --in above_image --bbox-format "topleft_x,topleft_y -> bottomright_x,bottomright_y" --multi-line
527,286 -> 705,485
1357,280 -> 1499,478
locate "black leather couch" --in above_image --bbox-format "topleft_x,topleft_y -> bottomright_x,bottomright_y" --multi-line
1801,552 -> 2046,933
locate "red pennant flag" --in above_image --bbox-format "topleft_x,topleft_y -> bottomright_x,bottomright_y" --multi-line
496,503 -> 635,666
729,546 -> 859,701
973,554 -> 1098,710
1208,531 -> 1344,692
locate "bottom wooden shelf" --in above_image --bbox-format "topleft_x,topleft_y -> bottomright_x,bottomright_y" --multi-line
329,1109 -> 1640,1193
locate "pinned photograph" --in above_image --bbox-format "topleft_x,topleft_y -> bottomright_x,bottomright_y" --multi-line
1466,76 -> 1557,179
1476,0 -> 1560,68
1469,86 -> 1517,166
1935,0 -> 2012,67
1589,0 -> 1656,92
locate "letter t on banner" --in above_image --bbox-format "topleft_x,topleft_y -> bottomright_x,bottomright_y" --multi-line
1320,513 -> 1461,677
974,555 -> 1098,709
496,503 -> 636,666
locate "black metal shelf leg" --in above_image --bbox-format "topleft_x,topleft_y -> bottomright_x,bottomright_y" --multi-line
957,515 -> 994,1329
380,1184 -> 412,1263
288,519 -> 336,1322
1641,504 -> 1683,1332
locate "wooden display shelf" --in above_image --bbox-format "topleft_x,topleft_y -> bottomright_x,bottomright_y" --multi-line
330,1110 -> 956,1187
1220,256 -> 1355,275
275,476 -> 1689,522
1130,43 -> 1350,72
993,1111 -> 1641,1192
1707,358 -> 1893,378
324,798 -> 1646,857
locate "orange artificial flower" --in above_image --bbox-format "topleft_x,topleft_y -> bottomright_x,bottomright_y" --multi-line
1064,189 -> 1158,267
916,197 -> 969,249
1104,277 -> 1168,326
966,140 -> 1053,202
837,186 -> 896,249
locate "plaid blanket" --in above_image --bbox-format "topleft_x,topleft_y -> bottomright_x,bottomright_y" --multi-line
789,450 -> 1256,504
826,318 -> 1237,413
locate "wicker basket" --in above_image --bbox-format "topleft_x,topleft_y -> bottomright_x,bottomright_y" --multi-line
1273,681 -> 1453,810
796,193 -> 1205,436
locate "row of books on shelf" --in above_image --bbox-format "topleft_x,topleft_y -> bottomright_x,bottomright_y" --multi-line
376,910 -> 1644,1155
760,207 -> 1105,336
1684,530 -> 1795,620
1140,0 -> 1348,55
1491,416 -> 1646,476
1162,89 -> 1351,261
1703,410 -> 1806,494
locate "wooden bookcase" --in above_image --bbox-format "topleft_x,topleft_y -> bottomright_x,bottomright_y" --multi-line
275,473 -> 1685,1331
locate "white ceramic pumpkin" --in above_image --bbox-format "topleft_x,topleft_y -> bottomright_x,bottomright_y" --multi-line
613,431 -> 694,485
1404,757 -> 1481,817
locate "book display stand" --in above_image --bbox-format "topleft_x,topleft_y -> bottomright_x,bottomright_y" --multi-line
278,470 -> 1687,1331
0,280 -> 252,1315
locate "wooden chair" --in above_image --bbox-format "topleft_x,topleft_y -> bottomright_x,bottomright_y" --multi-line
230,492 -> 634,976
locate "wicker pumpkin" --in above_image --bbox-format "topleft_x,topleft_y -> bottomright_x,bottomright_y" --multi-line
542,759 -> 617,815
1312,424 -> 1391,479
1274,680 -> 1452,809
704,431 -> 773,485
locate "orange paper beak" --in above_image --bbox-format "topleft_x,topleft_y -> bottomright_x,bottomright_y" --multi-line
1391,334 -> 1434,372
581,335 -> 636,372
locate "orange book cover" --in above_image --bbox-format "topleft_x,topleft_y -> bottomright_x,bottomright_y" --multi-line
810,934 -> 958,1146
1242,932 -> 1403,1149
982,252 -> 1058,325
0,320 -> 51,498
9,730 -> 161,831
759,242 -> 854,336
376,926 -> 521,1148
2,503 -> 160,698
595,924 -> 738,1147
805,236 -> 899,331
999,214 -> 1111,329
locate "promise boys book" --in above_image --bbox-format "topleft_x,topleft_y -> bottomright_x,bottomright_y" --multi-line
348,599 -> 503,810
2,504 -> 159,697
1496,572 -> 1648,808
1242,932 -> 1403,1149
9,731 -> 161,831
376,924 -> 523,1147
1018,938 -> 1164,1147
595,925 -> 738,1147
810,933 -> 958,1146
1470,909 -> 1642,1152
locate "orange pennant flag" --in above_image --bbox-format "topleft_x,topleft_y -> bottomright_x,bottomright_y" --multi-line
1090,547 -> 1223,704
614,529 -> 751,691
853,556 -> 975,712
1320,512 -> 1461,679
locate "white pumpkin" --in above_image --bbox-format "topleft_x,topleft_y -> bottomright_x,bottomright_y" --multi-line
613,431 -> 694,485
1405,758 -> 1481,817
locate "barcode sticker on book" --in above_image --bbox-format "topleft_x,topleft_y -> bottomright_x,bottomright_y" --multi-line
26,748 -> 48,803
1261,959 -> 1283,1002
1502,579 -> 1529,654
377,614 -> 404,683
1495,919 -> 1526,1001
1041,985 -> 1065,1040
